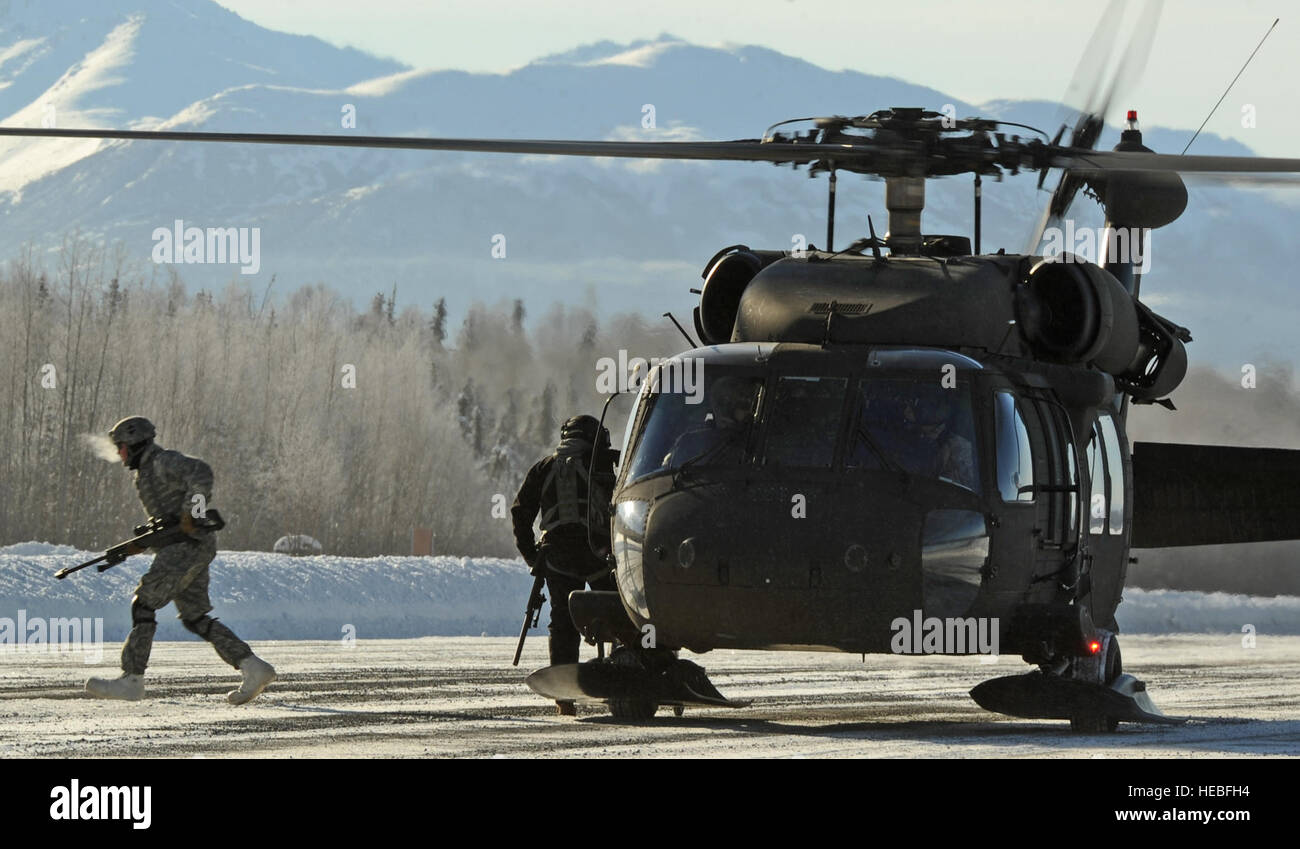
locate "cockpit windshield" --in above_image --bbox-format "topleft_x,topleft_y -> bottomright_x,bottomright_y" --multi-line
846,378 -> 980,491
623,370 -> 764,482
622,366 -> 980,491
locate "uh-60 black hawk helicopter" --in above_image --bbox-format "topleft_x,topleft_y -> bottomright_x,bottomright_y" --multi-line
7,13 -> 1300,732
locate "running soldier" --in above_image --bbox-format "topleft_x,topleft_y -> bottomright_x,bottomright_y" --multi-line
85,416 -> 276,704
512,415 -> 618,715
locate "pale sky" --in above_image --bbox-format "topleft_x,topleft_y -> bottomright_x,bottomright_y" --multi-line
215,0 -> 1296,157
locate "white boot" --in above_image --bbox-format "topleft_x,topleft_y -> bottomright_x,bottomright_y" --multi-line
86,673 -> 145,701
227,655 -> 276,705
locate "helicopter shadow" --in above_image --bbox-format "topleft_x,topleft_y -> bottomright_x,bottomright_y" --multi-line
578,712 -> 1300,755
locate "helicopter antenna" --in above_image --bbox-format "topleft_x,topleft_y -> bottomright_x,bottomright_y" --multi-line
973,173 -> 982,254
826,166 -> 837,251
663,312 -> 699,348
1181,17 -> 1278,154
866,215 -> 885,263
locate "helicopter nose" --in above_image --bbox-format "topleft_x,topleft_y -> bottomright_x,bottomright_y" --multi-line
618,477 -> 930,652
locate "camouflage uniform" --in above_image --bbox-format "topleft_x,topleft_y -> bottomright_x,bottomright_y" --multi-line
120,442 -> 252,675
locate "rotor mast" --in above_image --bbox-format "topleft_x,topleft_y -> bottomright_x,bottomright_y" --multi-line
884,176 -> 925,255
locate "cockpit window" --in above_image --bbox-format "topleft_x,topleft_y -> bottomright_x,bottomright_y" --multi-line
847,379 -> 979,491
623,370 -> 763,482
994,391 -> 1034,502
763,376 -> 847,467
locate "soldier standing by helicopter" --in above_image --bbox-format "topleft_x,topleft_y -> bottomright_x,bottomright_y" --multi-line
85,416 -> 276,704
511,414 -> 619,715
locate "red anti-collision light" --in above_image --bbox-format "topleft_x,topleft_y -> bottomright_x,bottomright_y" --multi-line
1088,640 -> 1103,654
1126,110 -> 1138,122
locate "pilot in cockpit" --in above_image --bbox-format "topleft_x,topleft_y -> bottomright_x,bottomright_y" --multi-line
662,376 -> 759,468
904,393 -> 976,490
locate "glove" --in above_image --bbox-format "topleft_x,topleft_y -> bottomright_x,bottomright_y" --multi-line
179,512 -> 198,538
528,553 -> 548,578
123,542 -> 146,556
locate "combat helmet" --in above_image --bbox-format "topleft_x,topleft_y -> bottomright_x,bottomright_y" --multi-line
108,416 -> 156,468
560,414 -> 606,446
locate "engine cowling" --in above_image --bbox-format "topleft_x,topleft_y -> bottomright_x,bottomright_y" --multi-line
1017,257 -> 1139,373
695,247 -> 786,345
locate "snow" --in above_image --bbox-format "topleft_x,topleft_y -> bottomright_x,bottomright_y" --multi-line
586,40 -> 687,69
0,547 -> 530,641
1,543 -> 1295,642
4,635 -> 1298,757
0,17 -> 140,197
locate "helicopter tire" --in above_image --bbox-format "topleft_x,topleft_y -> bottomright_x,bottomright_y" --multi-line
1070,633 -> 1122,733
608,698 -> 658,720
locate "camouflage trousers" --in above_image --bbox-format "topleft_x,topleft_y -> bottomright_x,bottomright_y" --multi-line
121,535 -> 252,675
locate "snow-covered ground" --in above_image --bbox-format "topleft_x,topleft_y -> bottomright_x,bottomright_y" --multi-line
2,542 -> 1298,641
1,543 -> 1296,758
1,636 -> 1296,758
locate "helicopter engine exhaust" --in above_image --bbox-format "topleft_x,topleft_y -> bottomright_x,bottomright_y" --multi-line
695,246 -> 784,345
1017,258 -> 1139,373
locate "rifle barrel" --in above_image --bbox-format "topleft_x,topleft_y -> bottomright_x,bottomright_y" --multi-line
55,557 -> 104,580
512,574 -> 547,666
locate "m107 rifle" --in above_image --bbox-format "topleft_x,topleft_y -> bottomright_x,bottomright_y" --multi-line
54,510 -> 225,580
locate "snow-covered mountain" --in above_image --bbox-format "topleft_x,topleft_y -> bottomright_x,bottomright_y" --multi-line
1,1 -> 1297,367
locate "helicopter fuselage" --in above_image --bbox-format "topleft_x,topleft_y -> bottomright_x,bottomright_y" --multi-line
606,251 -> 1147,664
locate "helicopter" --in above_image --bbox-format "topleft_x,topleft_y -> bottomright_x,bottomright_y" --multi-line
5,7 -> 1300,733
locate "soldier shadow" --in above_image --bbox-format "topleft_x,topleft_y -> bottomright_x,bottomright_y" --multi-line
579,713 -> 1300,755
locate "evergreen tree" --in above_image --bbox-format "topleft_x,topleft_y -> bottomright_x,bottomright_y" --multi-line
531,381 -> 557,448
456,379 -> 477,442
512,298 -> 526,334
431,297 -> 447,346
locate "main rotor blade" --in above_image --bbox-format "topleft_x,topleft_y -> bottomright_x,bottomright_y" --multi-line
4,125 -> 1297,179
1056,148 -> 1300,174
1175,171 -> 1300,187
0,126 -> 853,165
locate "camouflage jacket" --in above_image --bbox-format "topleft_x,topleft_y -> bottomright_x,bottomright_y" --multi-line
133,442 -> 215,521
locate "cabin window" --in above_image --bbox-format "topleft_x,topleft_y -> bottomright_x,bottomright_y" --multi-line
1086,421 -> 1107,533
1066,438 -> 1080,535
1099,413 -> 1125,535
763,376 -> 847,467
1086,424 -> 1106,535
1029,398 -> 1078,544
846,378 -> 979,491
994,391 -> 1034,502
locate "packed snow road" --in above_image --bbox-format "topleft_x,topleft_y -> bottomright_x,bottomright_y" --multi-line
0,635 -> 1296,758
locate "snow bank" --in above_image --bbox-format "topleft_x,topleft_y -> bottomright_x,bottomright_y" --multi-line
1114,588 -> 1300,636
0,545 -> 1295,641
0,548 -> 531,641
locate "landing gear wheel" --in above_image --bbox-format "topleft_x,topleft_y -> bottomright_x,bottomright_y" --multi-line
1070,632 -> 1123,733
609,698 -> 658,720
